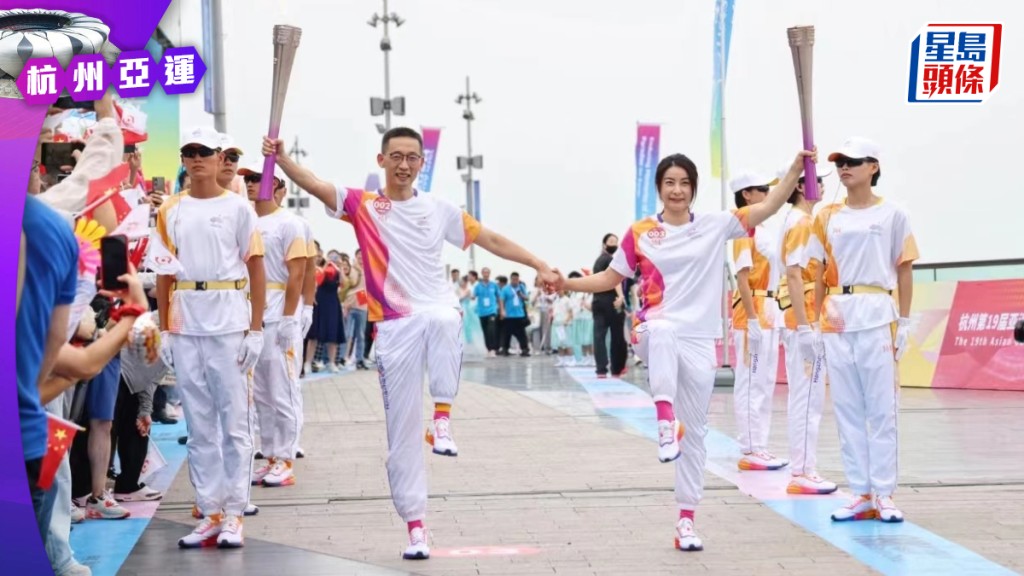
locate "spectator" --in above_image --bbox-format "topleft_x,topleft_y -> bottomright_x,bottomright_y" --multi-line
592,234 -> 628,377
472,267 -> 500,357
499,272 -> 530,356
343,254 -> 369,369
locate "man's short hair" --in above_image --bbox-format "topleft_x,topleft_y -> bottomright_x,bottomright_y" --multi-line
381,127 -> 423,153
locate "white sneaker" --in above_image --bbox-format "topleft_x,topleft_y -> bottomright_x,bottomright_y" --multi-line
178,515 -> 223,548
875,495 -> 904,523
302,363 -> 313,376
327,363 -> 341,373
244,503 -> 260,516
113,484 -> 163,502
252,460 -> 274,485
70,505 -> 85,524
262,460 -> 296,487
217,516 -> 244,548
787,473 -> 838,495
554,357 -> 564,367
427,417 -> 458,456
487,350 -> 496,358
674,518 -> 703,551
737,450 -> 789,471
86,491 -> 131,520
831,494 -> 877,521
657,419 -> 682,463
403,527 -> 430,560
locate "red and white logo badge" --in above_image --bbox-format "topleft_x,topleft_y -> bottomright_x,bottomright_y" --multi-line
646,227 -> 667,246
372,196 -> 392,216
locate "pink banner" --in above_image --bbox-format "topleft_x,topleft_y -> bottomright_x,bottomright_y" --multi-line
417,127 -> 441,193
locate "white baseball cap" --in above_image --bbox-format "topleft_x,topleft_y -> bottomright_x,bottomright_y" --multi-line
729,172 -> 775,194
238,161 -> 285,181
828,137 -> 881,162
219,133 -> 244,155
180,126 -> 222,149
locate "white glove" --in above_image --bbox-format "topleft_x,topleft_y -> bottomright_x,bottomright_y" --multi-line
277,316 -> 300,351
159,331 -> 174,368
746,319 -> 763,353
795,325 -> 820,360
237,331 -> 264,373
300,304 -> 314,338
894,317 -> 911,361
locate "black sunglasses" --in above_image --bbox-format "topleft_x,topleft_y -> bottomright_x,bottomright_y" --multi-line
751,185 -> 770,193
243,174 -> 261,184
834,157 -> 866,169
180,146 -> 217,159
224,152 -> 241,163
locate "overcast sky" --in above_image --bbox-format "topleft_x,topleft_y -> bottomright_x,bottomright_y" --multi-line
164,0 -> 1024,276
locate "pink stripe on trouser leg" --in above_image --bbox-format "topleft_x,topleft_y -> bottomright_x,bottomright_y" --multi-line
375,315 -> 429,523
784,328 -> 827,475
672,338 -> 716,510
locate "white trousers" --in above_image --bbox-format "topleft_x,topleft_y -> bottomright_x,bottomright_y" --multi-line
634,320 -> 717,511
253,321 -> 301,461
732,328 -> 780,454
822,326 -> 899,496
782,328 -> 828,475
374,307 -> 463,522
175,332 -> 254,517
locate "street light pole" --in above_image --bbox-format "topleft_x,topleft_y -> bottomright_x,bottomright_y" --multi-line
287,135 -> 308,216
368,1 -> 406,134
456,76 -> 483,271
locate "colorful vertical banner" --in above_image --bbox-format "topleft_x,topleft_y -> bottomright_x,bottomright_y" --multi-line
473,179 -> 481,222
634,123 -> 660,220
710,0 -> 735,178
417,127 -> 441,192
141,37 -> 182,188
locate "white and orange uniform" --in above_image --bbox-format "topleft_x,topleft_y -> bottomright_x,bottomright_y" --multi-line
326,186 -> 480,524
145,190 -> 264,518
291,217 -> 317,454
806,199 -> 918,497
777,208 -> 827,476
252,209 -> 307,463
731,227 -> 782,455
610,208 -> 752,513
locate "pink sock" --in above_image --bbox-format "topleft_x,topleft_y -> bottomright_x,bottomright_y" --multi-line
655,400 -> 674,422
408,519 -> 423,533
679,509 -> 694,521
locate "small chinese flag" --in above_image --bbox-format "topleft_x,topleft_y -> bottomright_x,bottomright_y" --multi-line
38,413 -> 85,490
84,163 -> 131,221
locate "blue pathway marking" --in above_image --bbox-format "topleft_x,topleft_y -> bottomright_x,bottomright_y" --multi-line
565,369 -> 1017,576
69,419 -> 189,576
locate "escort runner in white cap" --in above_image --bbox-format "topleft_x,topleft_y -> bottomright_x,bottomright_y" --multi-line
262,127 -> 559,560
807,137 -> 918,523
774,163 -> 839,496
147,126 -> 267,549
729,172 -> 789,472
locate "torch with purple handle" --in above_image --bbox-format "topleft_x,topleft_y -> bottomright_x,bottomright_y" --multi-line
787,25 -> 818,201
259,25 -> 302,200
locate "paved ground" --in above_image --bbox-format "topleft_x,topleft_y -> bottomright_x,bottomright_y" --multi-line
114,355 -> 1024,576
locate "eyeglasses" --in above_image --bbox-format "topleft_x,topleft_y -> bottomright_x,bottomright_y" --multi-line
388,152 -> 423,165
834,157 -> 866,169
224,152 -> 241,163
243,174 -> 261,184
751,185 -> 770,193
180,146 -> 217,158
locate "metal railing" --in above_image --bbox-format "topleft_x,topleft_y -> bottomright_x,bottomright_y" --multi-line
912,258 -> 1024,283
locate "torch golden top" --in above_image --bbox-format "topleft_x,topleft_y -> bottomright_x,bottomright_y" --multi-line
787,25 -> 815,47
273,24 -> 302,47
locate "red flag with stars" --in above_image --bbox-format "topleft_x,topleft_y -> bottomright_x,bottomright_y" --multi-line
38,414 -> 85,490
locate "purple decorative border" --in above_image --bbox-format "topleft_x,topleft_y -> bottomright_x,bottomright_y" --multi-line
0,2 -> 171,572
